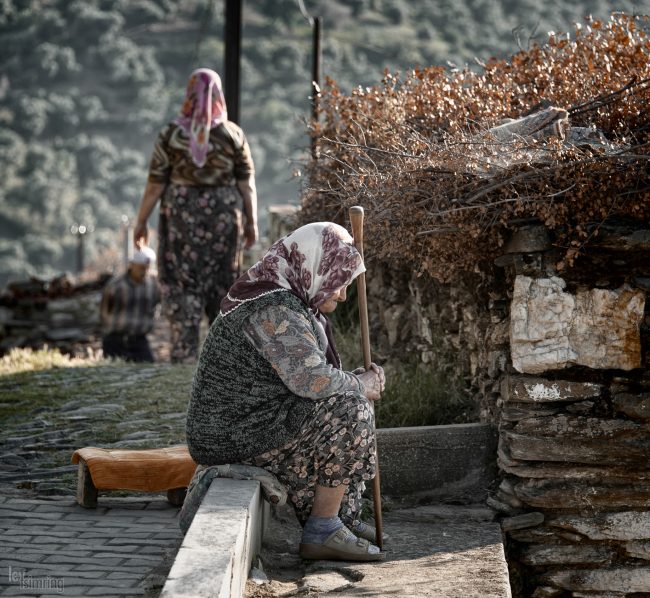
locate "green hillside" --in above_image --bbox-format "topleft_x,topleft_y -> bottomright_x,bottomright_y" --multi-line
0,0 -> 646,286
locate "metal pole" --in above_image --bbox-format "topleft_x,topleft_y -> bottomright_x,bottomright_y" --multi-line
224,0 -> 242,124
70,223 -> 93,275
75,226 -> 87,274
311,16 -> 322,159
77,235 -> 84,274
121,215 -> 131,270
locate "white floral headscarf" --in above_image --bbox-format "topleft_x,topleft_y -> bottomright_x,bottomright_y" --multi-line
221,222 -> 365,315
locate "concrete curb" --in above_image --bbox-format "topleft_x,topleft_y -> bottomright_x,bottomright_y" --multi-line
160,477 -> 267,598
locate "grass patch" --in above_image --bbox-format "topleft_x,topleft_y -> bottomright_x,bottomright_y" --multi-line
0,348 -> 194,471
374,360 -> 474,428
0,346 -> 104,375
331,288 -> 475,428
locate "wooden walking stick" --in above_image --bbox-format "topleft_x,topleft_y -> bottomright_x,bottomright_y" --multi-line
349,205 -> 384,551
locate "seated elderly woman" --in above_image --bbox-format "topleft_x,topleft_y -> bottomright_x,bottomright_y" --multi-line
186,222 -> 386,561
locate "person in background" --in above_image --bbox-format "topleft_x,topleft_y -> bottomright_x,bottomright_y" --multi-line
186,222 -> 387,561
133,67 -> 258,363
100,246 -> 160,363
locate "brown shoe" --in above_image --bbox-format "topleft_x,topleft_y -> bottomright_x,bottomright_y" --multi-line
299,528 -> 386,562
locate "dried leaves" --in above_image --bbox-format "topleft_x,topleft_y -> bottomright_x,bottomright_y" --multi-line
301,14 -> 650,282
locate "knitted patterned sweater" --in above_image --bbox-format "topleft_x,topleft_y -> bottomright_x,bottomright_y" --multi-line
186,290 -> 362,465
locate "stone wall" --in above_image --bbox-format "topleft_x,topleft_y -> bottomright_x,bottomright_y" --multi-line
0,273 -> 109,356
366,259 -> 510,422
493,224 -> 650,597
367,221 -> 650,596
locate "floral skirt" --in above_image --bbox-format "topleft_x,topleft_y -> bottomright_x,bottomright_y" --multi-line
158,184 -> 242,362
243,392 -> 376,526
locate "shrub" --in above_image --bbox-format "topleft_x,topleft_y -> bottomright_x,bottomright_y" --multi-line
301,14 -> 650,282
331,285 -> 474,427
34,43 -> 81,79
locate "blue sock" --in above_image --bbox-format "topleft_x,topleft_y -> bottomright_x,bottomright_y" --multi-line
301,515 -> 348,544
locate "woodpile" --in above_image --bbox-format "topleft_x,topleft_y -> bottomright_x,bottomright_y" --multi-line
0,273 -> 110,356
301,14 -> 649,283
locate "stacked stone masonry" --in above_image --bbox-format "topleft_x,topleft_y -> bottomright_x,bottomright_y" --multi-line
495,224 -> 650,597
367,222 -> 650,597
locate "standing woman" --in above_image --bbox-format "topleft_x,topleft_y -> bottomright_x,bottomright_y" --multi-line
134,68 -> 258,363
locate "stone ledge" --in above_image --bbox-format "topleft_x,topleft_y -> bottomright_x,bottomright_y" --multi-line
160,478 -> 267,598
377,423 -> 498,499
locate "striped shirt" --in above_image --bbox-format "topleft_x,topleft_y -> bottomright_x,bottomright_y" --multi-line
147,121 -> 255,187
100,274 -> 160,336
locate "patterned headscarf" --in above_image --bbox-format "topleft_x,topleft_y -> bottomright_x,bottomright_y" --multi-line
220,222 -> 365,367
174,68 -> 228,167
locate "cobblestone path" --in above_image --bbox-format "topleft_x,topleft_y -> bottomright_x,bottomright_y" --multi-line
0,330 -> 193,597
0,496 -> 182,597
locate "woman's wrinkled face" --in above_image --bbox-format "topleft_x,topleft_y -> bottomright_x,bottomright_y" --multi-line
318,285 -> 348,313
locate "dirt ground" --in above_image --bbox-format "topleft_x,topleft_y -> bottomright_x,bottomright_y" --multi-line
245,501 -> 510,598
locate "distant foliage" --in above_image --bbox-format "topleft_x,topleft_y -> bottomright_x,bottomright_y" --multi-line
0,0 -> 645,286
301,14 -> 650,281
0,0 -> 176,285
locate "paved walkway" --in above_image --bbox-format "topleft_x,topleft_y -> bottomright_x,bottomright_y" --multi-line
0,495 -> 182,597
0,322 -> 190,596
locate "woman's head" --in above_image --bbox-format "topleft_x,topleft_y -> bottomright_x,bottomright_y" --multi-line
174,68 -> 227,167
247,222 -> 365,311
220,222 -> 362,367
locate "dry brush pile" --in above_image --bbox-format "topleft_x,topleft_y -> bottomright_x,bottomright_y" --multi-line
301,14 -> 650,282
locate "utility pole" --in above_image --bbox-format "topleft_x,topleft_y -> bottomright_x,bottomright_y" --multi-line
311,15 -> 322,159
298,0 -> 322,159
224,0 -> 242,124
71,223 -> 92,274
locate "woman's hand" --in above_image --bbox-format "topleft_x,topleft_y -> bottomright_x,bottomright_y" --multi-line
243,221 -> 258,249
133,181 -> 165,248
133,221 -> 148,248
237,176 -> 258,250
356,363 -> 385,402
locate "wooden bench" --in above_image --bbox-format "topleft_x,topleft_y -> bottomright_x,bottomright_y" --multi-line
71,445 -> 197,508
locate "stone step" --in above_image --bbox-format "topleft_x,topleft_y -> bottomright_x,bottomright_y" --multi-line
377,423 -> 498,500
297,510 -> 511,598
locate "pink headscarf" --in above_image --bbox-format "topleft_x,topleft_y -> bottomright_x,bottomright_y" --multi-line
174,68 -> 228,167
